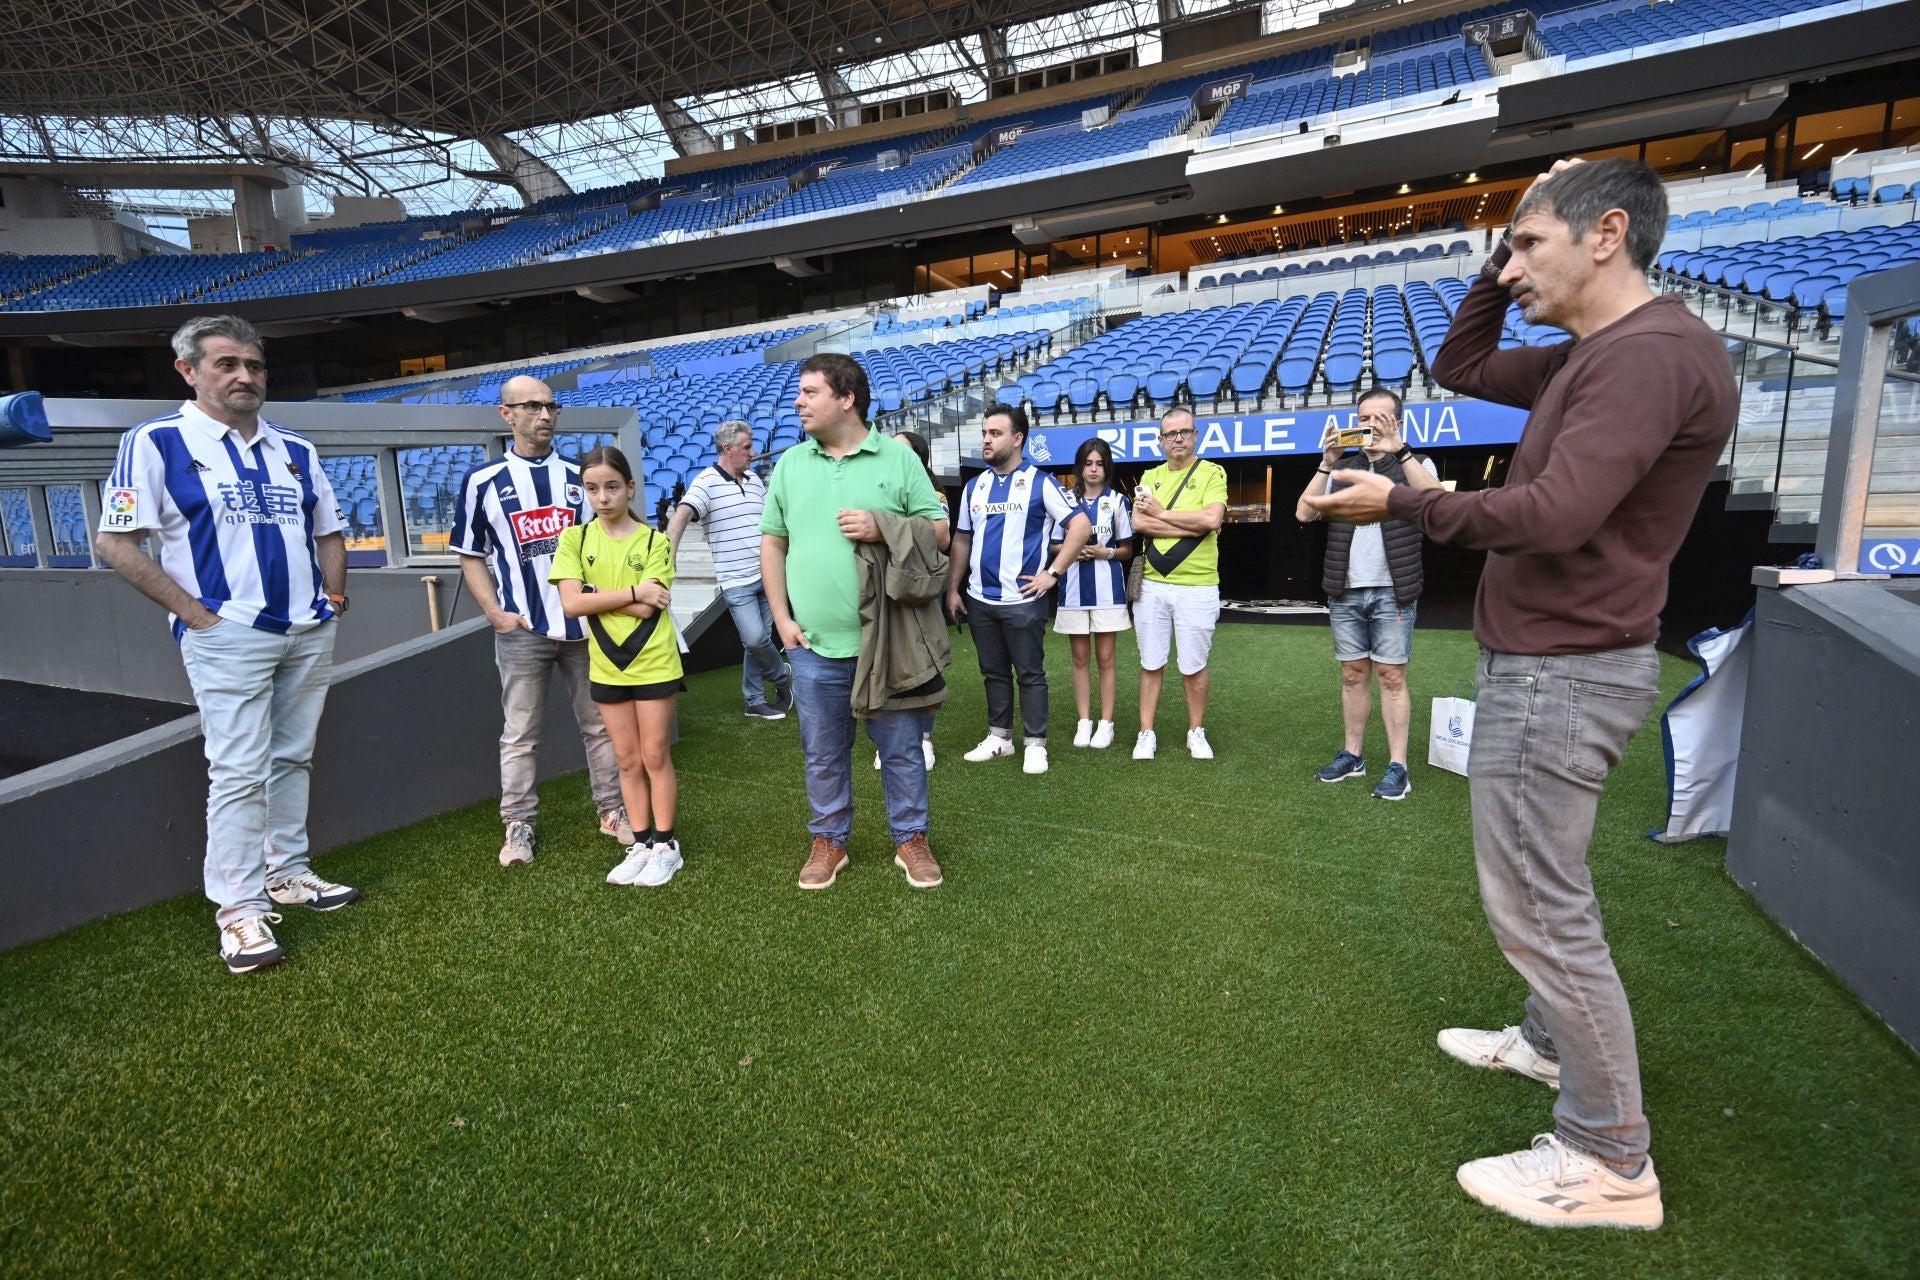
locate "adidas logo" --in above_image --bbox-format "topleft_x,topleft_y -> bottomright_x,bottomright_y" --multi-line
189,459 -> 213,472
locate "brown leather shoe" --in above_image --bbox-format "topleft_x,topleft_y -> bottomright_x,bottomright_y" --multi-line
893,833 -> 942,888
798,836 -> 849,890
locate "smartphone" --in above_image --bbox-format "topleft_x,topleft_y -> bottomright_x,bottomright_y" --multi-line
1320,422 -> 1373,451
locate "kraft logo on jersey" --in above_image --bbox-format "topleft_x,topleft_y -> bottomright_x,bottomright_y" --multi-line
509,505 -> 575,562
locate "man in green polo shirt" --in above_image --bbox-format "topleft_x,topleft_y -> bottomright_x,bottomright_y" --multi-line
762,353 -> 950,891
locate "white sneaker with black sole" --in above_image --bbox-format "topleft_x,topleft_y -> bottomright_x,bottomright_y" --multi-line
1457,1134 -> 1663,1230
606,842 -> 656,886
267,870 -> 361,911
634,840 -> 683,887
1437,1025 -> 1562,1090
219,912 -> 285,974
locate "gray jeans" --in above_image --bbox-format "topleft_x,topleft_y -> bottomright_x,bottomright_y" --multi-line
967,595 -> 1050,741
495,628 -> 622,825
1470,645 -> 1662,1166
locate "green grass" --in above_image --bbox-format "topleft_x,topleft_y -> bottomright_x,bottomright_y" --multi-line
3,626 -> 1916,1277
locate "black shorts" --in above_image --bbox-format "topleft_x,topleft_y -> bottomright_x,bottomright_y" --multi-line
590,679 -> 681,704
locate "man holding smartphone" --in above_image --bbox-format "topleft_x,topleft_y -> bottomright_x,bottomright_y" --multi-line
1294,387 -> 1440,800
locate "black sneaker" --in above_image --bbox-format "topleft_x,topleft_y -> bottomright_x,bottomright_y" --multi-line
745,703 -> 788,721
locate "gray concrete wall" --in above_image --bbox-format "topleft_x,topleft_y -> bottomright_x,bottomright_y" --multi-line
0,567 -> 470,702
0,617 -> 590,950
1726,580 -> 1920,1049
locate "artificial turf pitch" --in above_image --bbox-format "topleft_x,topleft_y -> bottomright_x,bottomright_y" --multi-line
3,625 -> 1916,1278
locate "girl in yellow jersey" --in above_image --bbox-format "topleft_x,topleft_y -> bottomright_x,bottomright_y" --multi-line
551,447 -> 685,887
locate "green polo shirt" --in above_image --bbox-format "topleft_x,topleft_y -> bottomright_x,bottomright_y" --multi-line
760,429 -> 945,658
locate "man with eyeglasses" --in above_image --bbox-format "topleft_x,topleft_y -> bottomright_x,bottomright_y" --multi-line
451,375 -> 629,868
1293,387 -> 1440,800
666,419 -> 792,720
1131,406 -> 1229,761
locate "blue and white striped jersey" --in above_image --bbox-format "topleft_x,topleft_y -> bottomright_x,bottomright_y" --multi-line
449,450 -> 587,640
956,462 -> 1083,603
1058,488 -> 1133,611
99,401 -> 345,639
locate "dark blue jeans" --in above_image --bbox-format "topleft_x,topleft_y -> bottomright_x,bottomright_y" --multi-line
788,645 -> 930,845
966,595 -> 1050,741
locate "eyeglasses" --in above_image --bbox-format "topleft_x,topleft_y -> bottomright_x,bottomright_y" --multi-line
505,401 -> 562,416
1161,429 -> 1196,440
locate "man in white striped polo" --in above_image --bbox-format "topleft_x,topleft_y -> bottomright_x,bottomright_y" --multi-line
96,315 -> 359,975
666,419 -> 792,719
451,375 -> 628,868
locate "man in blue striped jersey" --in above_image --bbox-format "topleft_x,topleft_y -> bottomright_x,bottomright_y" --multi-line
450,375 -> 627,868
945,406 -> 1091,776
96,315 -> 358,975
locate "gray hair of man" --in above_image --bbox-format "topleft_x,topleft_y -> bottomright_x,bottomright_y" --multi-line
170,314 -> 265,366
1510,157 -> 1668,272
714,419 -> 754,451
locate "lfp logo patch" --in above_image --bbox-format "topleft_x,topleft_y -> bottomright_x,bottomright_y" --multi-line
102,487 -> 140,530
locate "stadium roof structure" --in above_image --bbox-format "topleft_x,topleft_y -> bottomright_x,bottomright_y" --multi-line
0,0 -> 1309,221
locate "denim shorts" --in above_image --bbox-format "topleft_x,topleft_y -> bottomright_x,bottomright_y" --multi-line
1329,586 -> 1417,664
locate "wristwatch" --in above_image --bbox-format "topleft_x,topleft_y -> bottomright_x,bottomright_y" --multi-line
327,592 -> 350,616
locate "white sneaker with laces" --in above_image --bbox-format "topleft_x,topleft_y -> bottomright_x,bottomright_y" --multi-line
267,870 -> 361,911
219,912 -> 285,974
1437,1025 -> 1562,1090
1186,727 -> 1214,760
634,840 -> 683,887
1090,720 -> 1115,749
1132,730 -> 1156,760
1072,718 -> 1094,748
922,738 -> 936,771
606,842 -> 656,886
498,819 -> 535,867
1457,1133 -> 1663,1230
963,734 -> 1016,763
1023,741 -> 1049,774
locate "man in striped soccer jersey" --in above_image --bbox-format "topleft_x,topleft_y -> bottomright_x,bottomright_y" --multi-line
450,375 -> 628,868
96,315 -> 358,975
666,418 -> 792,720
945,405 -> 1091,776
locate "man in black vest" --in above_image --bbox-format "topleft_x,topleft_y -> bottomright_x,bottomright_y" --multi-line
1294,387 -> 1440,800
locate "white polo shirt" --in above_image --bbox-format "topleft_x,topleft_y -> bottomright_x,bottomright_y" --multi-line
99,401 -> 345,639
677,462 -> 769,590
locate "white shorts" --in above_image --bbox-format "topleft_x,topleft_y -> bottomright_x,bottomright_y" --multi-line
1054,606 -> 1132,635
1135,579 -> 1220,676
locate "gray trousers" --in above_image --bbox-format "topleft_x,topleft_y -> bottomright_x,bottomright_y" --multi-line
967,595 -> 1051,741
1470,645 -> 1662,1166
495,629 -> 622,825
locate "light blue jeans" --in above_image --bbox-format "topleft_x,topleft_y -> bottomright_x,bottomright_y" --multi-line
1470,645 -> 1662,1167
723,582 -> 793,711
179,620 -> 337,926
788,644 -> 929,846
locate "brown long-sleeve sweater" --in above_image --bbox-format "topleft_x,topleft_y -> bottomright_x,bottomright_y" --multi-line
1387,247 -> 1737,654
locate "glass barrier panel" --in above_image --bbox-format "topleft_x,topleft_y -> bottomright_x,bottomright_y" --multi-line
319,454 -> 387,567
45,483 -> 90,565
0,487 -> 37,565
398,444 -> 485,557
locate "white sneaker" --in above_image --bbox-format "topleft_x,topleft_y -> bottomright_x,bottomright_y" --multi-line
963,734 -> 1016,763
1023,741 -> 1049,774
1437,1025 -> 1562,1090
874,750 -> 882,770
634,839 -> 683,887
1187,727 -> 1214,760
498,819 -> 535,867
1090,720 -> 1115,749
218,912 -> 285,974
1132,730 -> 1156,760
922,737 -> 935,771
1457,1134 -> 1663,1230
1072,718 -> 1094,747
267,870 -> 361,911
606,842 -> 655,886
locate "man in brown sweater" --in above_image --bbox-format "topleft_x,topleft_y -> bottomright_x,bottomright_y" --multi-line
1310,157 -> 1736,1230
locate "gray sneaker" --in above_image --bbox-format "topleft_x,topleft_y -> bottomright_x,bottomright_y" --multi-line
499,820 -> 535,867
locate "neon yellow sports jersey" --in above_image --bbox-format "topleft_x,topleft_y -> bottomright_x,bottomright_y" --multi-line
1139,459 -> 1228,585
549,517 -> 683,686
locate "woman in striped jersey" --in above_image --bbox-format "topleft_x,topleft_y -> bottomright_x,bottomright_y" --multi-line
1053,437 -> 1134,749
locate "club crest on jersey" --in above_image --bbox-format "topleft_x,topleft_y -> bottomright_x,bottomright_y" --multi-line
565,483 -> 583,506
508,505 -> 574,562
